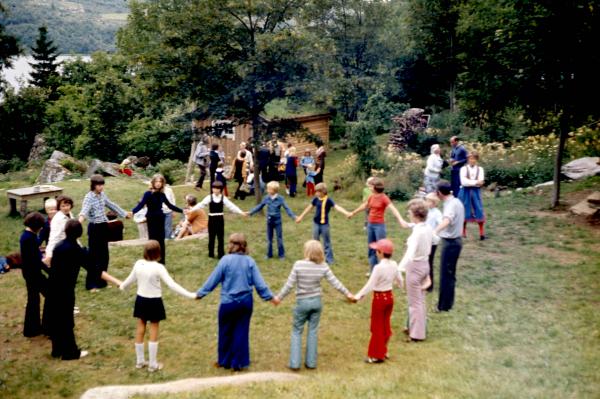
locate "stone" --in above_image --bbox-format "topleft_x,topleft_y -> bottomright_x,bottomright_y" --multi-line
85,159 -> 120,178
27,134 -> 48,163
535,181 -> 554,188
135,156 -> 151,168
562,157 -> 600,180
36,159 -> 72,183
570,200 -> 600,217
587,192 -> 600,206
49,150 -> 70,161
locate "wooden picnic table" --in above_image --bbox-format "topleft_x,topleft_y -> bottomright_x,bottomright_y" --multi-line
6,185 -> 63,216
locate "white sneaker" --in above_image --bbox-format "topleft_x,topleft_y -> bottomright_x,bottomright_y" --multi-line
79,350 -> 89,359
136,361 -> 148,369
73,307 -> 80,315
148,362 -> 163,372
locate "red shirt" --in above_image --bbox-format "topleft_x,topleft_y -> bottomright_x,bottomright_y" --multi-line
367,193 -> 391,224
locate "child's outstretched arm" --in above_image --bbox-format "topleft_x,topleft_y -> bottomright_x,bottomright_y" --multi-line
348,201 -> 368,218
389,203 -> 411,228
101,271 -> 123,287
334,204 -> 351,217
296,204 -> 314,223
281,199 -> 296,220
158,266 -> 196,299
248,197 -> 267,216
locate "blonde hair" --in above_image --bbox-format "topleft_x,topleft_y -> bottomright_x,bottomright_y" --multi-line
228,233 -> 248,254
366,177 -> 376,186
266,181 -> 280,192
425,192 -> 440,206
304,240 -> 325,264
150,174 -> 166,192
44,198 -> 57,211
315,182 -> 327,194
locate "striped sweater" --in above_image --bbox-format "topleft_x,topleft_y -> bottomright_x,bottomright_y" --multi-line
277,260 -> 350,300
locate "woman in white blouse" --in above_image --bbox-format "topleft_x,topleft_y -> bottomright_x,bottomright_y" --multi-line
43,195 -> 74,266
398,199 -> 433,341
424,144 -> 444,193
458,151 -> 486,240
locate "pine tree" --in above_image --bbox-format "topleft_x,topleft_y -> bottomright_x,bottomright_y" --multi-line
29,26 -> 59,89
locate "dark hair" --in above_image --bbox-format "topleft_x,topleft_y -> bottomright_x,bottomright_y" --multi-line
186,195 -> 197,206
56,195 -> 74,209
227,233 -> 248,254
382,253 -> 393,259
90,174 -> 105,191
64,219 -> 83,240
437,181 -> 452,196
106,210 -> 118,220
212,181 -> 224,190
373,180 -> 385,193
143,240 -> 162,261
211,143 -> 219,151
6,253 -> 21,268
239,150 -> 246,159
24,211 -> 45,230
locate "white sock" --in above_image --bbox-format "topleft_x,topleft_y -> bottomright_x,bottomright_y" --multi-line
135,343 -> 145,365
148,341 -> 159,367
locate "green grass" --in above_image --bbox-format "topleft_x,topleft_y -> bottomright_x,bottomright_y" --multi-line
0,158 -> 599,398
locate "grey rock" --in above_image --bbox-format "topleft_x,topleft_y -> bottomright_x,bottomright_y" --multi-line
28,134 -> 48,163
85,159 -> 120,177
36,159 -> 72,183
562,157 -> 600,180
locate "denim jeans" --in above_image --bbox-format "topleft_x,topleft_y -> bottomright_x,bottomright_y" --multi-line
164,212 -> 173,239
267,216 -> 284,258
312,223 -> 333,264
290,296 -> 322,369
367,223 -> 387,269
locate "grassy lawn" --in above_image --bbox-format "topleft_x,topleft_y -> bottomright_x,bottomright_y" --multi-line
0,153 -> 599,398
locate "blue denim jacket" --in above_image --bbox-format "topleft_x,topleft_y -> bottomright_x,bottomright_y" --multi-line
249,194 -> 296,220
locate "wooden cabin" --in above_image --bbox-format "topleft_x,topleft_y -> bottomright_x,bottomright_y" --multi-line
190,113 -> 331,165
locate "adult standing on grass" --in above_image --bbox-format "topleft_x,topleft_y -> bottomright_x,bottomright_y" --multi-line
19,211 -> 50,337
285,145 -> 298,197
433,181 -> 465,312
424,144 -> 444,193
231,150 -> 250,200
46,220 -> 121,360
273,240 -> 355,371
132,174 -> 183,265
209,143 -> 221,186
314,143 -> 326,185
449,136 -> 468,197
458,152 -> 486,240
79,175 -> 131,291
195,233 -> 276,371
194,136 -> 210,191
398,200 -> 433,342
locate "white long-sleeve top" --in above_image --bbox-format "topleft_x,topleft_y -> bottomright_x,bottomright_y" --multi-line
398,223 -> 433,272
45,211 -> 73,258
460,165 -> 485,187
355,259 -> 403,300
120,259 -> 196,299
192,194 -> 244,215
426,208 -> 442,245
424,154 -> 444,178
162,186 -> 176,214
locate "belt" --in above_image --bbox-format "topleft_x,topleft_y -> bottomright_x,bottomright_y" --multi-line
208,213 -> 224,216
441,236 -> 461,241
374,290 -> 392,294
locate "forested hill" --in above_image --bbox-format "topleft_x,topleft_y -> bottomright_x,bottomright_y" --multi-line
2,0 -> 129,54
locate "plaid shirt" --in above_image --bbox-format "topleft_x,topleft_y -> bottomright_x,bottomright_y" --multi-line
79,191 -> 127,224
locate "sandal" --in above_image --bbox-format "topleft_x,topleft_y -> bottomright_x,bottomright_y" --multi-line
364,357 -> 384,364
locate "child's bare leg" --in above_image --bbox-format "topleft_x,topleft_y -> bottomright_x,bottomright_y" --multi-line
148,322 -> 161,369
149,322 -> 159,341
135,319 -> 146,343
421,275 -> 432,291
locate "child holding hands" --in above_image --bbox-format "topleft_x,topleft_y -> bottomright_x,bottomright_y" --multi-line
273,240 -> 355,370
296,183 -> 350,265
353,239 -> 403,364
120,240 -> 196,372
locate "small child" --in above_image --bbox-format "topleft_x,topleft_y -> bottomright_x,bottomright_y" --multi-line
348,178 -> 405,273
296,183 -> 350,265
40,198 -> 58,247
353,239 -> 403,364
174,195 -> 208,239
119,240 -> 196,372
248,181 -> 296,259
300,150 -> 314,188
189,181 -> 245,258
119,158 -> 133,176
273,240 -> 354,370
305,164 -> 317,197
215,161 -> 229,197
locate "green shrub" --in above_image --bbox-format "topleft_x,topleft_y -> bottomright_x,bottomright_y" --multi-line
348,120 -> 386,176
156,159 -> 185,185
382,152 -> 425,200
0,157 -> 27,174
59,158 -> 88,174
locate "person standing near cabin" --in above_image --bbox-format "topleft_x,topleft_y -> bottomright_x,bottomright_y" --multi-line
237,142 -> 254,172
194,136 -> 210,191
314,144 -> 326,185
231,150 -> 249,201
209,143 -> 221,186
79,175 -> 131,290
458,152 -> 486,240
285,146 -> 299,197
132,174 -> 183,265
449,136 -> 467,197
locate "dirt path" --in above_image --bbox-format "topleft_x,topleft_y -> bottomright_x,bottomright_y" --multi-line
80,372 -> 302,399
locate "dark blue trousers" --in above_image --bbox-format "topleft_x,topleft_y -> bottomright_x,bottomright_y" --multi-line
217,294 -> 253,369
438,237 -> 462,311
266,216 -> 284,258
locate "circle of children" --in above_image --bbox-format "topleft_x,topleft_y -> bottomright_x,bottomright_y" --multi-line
13,135 -> 484,372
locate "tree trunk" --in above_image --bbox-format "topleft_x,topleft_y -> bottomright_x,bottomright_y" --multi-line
251,113 -> 263,205
551,118 -> 569,208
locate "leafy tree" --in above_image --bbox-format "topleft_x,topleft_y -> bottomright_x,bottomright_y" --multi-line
348,120 -> 384,176
29,26 -> 60,90
0,2 -> 21,90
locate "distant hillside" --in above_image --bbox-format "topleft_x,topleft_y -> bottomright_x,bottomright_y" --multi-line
2,0 -> 129,54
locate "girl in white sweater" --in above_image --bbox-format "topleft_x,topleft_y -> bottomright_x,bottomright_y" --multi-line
120,240 -> 196,372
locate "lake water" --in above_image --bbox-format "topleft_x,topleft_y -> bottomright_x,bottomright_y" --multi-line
1,55 -> 91,92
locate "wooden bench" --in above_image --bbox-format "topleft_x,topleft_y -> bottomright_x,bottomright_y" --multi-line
6,185 -> 63,216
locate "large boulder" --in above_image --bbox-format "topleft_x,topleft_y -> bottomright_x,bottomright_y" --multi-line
36,159 -> 72,183
28,134 -> 48,163
562,157 -> 600,180
85,159 -> 120,177
570,191 -> 600,218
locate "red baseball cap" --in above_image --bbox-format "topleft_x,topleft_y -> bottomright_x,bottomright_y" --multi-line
369,239 -> 394,255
